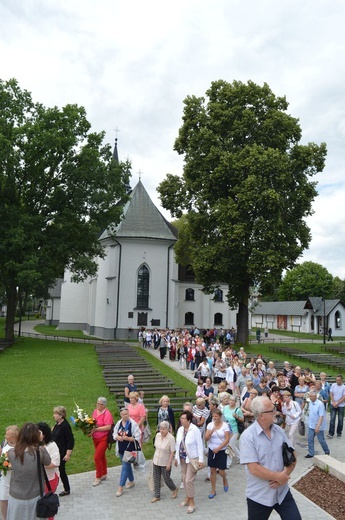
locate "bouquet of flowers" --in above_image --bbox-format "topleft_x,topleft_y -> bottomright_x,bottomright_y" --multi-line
0,452 -> 12,476
71,402 -> 96,435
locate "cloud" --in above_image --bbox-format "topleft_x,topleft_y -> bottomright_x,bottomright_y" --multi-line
1,0 -> 345,278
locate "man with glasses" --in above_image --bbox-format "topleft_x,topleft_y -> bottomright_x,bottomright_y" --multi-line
240,396 -> 301,520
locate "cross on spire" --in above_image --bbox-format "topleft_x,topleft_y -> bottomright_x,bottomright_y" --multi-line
138,169 -> 143,181
114,126 -> 120,139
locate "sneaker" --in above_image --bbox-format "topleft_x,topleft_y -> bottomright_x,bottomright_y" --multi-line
92,478 -> 101,486
180,482 -> 184,489
305,454 -> 313,458
326,434 -> 334,439
337,435 -> 342,438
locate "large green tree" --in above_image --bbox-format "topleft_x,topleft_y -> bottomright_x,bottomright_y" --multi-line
278,261 -> 334,301
0,79 -> 130,340
158,80 -> 326,344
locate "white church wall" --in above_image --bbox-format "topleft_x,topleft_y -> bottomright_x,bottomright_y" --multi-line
178,283 -> 237,330
58,271 -> 90,330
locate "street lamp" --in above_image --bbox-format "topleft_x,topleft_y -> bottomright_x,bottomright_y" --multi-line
322,297 -> 326,344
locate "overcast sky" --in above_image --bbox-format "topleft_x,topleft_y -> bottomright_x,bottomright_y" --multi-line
1,0 -> 344,279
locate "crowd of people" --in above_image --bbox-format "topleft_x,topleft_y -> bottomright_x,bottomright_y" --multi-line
2,331 -> 345,519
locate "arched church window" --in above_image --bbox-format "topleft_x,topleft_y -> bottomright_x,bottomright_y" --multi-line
185,312 -> 194,326
185,288 -> 195,301
137,264 -> 149,308
335,310 -> 341,329
214,313 -> 223,326
214,289 -> 223,302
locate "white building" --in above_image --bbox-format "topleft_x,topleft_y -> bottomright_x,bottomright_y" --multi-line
46,180 -> 237,339
251,297 -> 345,337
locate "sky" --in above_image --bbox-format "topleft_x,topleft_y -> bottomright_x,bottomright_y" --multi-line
1,0 -> 345,279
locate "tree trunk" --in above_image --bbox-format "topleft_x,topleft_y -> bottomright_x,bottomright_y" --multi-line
5,284 -> 17,341
237,300 -> 249,345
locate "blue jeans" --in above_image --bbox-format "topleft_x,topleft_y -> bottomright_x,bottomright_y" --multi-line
307,428 -> 330,456
119,454 -> 134,487
247,490 -> 302,520
329,405 -> 345,436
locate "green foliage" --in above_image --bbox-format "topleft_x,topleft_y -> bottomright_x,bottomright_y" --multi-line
278,261 -> 334,301
0,78 -> 131,340
158,79 -> 327,344
332,276 -> 345,301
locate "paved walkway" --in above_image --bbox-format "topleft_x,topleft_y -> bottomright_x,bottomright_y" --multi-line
9,322 -> 342,519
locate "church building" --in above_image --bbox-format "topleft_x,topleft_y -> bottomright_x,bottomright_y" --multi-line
46,142 -> 237,338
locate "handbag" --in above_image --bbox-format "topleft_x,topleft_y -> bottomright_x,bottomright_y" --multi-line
36,449 -> 60,518
282,442 -> 296,467
122,439 -> 141,464
143,423 -> 151,444
298,419 -> 305,436
194,371 -> 200,379
189,457 -> 204,472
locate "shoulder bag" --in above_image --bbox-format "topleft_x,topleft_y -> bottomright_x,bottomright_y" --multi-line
123,439 -> 141,463
107,422 -> 116,450
282,442 -> 296,467
36,449 -> 60,518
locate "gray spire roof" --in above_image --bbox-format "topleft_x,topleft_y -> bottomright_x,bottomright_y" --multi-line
112,138 -> 119,162
100,180 -> 177,241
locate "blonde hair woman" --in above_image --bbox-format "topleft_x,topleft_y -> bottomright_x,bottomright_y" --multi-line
157,395 -> 175,433
0,425 -> 19,520
241,388 -> 258,428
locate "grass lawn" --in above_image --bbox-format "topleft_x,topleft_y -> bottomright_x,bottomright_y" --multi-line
0,337 -> 119,474
0,336 -> 197,473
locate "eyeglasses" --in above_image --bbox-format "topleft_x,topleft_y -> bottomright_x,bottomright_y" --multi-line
261,409 -> 275,414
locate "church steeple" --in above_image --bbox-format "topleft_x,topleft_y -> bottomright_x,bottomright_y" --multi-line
112,137 -> 119,163
112,133 -> 131,194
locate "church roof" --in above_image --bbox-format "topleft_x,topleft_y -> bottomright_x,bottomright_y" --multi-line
252,298 -> 342,317
100,180 -> 177,241
252,301 -> 308,316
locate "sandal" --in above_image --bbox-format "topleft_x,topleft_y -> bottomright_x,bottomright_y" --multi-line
187,506 -> 196,514
180,500 -> 189,507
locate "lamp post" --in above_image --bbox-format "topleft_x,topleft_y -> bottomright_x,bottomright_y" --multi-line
322,297 -> 326,344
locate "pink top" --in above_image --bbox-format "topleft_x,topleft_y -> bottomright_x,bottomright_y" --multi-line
127,403 -> 146,430
92,408 -> 113,439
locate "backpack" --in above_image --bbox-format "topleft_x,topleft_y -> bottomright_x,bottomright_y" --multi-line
107,423 -> 116,450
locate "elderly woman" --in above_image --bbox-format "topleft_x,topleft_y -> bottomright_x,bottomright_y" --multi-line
192,398 -> 210,437
0,425 -> 19,520
241,388 -> 258,429
282,392 -> 302,446
113,408 -> 141,497
128,391 -> 147,442
90,397 -> 114,487
175,410 -> 204,514
151,421 -> 178,503
124,375 -> 137,408
7,423 -> 51,520
222,395 -> 243,464
270,386 -> 285,427
51,406 -> 74,497
204,409 -> 231,498
157,395 -> 175,433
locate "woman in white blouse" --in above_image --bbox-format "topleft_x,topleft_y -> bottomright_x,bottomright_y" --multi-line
37,422 -> 60,520
281,392 -> 302,446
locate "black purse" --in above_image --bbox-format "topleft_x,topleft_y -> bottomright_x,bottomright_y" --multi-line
36,449 -> 60,518
282,442 -> 296,467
